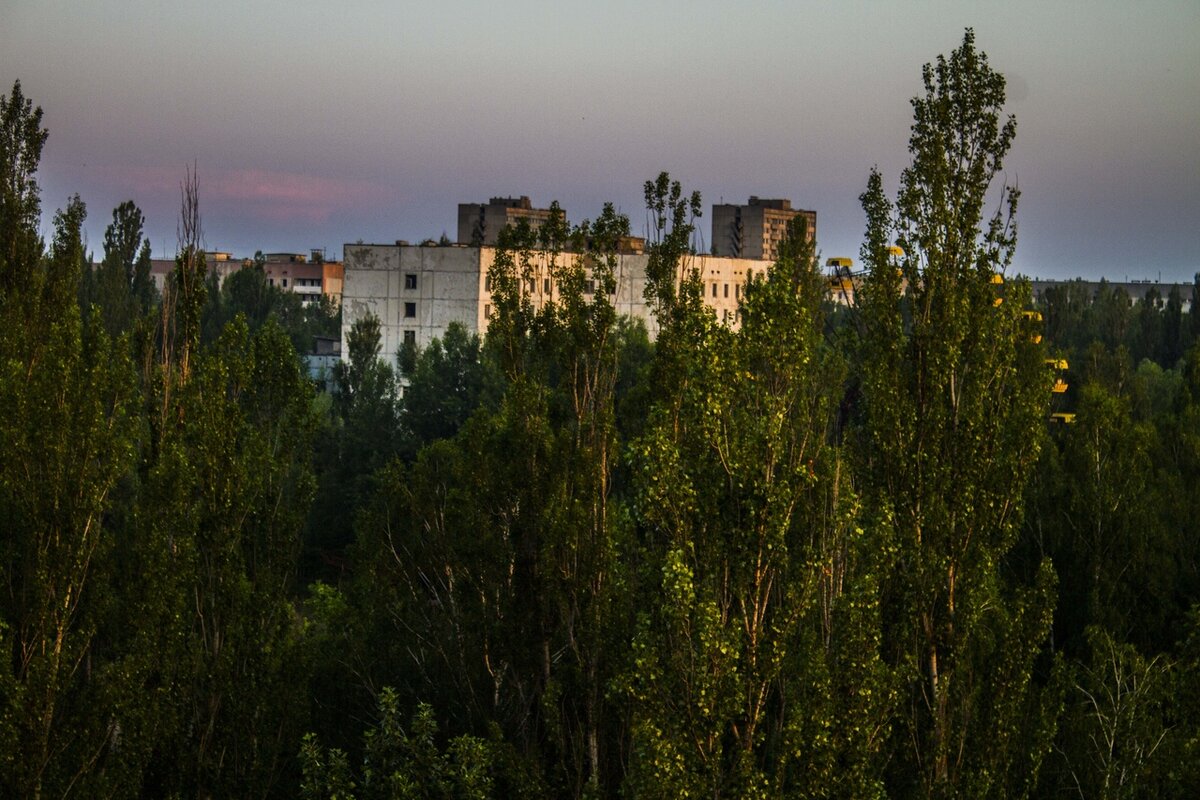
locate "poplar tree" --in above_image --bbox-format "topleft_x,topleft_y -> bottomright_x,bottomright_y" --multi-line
855,30 -> 1062,797
0,85 -> 138,798
0,81 -> 47,299
90,200 -> 151,337
623,181 -> 892,797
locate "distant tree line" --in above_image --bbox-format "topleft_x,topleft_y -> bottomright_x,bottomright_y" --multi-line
2,29 -> 1199,799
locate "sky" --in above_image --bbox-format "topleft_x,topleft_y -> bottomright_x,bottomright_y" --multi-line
2,0 -> 1198,281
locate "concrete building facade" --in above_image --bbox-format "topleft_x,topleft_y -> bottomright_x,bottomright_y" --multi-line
262,252 -> 345,306
457,196 -> 558,246
150,251 -> 248,292
340,243 -> 775,363
149,249 -> 345,305
711,197 -> 816,262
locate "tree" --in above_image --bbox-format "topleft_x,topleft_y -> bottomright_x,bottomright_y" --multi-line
309,312 -> 399,566
343,204 -> 645,796
300,690 -> 502,800
1192,274 -> 1200,343
1163,285 -> 1184,366
90,200 -> 151,337
1057,629 -> 1175,800
0,80 -> 48,299
1131,288 -> 1163,367
399,321 -> 491,451
1091,281 -> 1133,352
620,181 -> 895,797
0,146 -> 138,798
1056,385 -> 1154,649
103,200 -> 145,286
167,165 -> 207,384
856,30 -> 1060,797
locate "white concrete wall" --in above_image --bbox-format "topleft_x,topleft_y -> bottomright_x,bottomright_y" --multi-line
342,244 -> 486,365
341,244 -> 782,368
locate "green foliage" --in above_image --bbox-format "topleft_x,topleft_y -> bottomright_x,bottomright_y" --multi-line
1,88 -> 319,796
347,204 -> 640,796
301,690 -> 502,800
623,203 -> 893,797
0,80 -> 48,299
0,179 -> 133,798
1038,278 -> 1194,373
5,53 -> 1200,799
0,197 -> 138,798
200,254 -> 340,354
83,200 -> 156,338
856,29 -> 1060,798
138,317 -> 316,796
308,312 -> 399,571
399,321 -> 493,451
1054,628 -> 1177,799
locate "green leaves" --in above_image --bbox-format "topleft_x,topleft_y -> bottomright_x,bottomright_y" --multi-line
855,29 -> 1061,798
301,691 -> 501,800
623,178 -> 894,797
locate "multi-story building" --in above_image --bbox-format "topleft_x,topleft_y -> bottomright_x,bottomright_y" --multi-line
341,243 -> 775,362
149,251 -> 248,292
262,251 -> 345,306
149,249 -> 345,305
711,197 -> 816,262
457,196 -> 559,246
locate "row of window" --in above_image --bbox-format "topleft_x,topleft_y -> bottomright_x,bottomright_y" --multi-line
408,278 -> 749,305
267,277 -> 324,289
482,275 -> 615,296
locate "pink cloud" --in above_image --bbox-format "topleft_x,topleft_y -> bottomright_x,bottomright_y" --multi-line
88,164 -> 391,225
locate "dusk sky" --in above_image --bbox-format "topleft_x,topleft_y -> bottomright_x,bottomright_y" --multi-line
3,1 -> 1197,281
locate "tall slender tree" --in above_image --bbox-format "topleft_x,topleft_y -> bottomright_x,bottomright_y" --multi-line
856,30 -> 1061,798
0,80 -> 47,299
0,98 -> 138,796
623,182 -> 893,797
90,200 -> 151,337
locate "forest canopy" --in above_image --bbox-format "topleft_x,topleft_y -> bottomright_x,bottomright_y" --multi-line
2,30 -> 1199,799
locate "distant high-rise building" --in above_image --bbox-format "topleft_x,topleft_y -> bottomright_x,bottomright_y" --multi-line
711,197 -> 816,262
457,196 -> 559,246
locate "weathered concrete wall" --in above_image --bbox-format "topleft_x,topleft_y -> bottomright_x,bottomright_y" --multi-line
342,244 -> 486,364
341,244 -> 786,368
